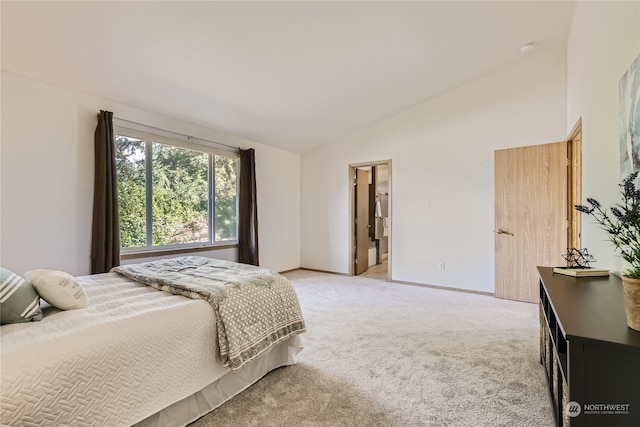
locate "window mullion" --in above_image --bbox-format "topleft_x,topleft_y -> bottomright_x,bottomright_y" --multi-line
235,158 -> 240,239
145,140 -> 153,247
209,154 -> 215,244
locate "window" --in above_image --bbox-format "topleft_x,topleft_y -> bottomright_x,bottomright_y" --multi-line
115,128 -> 238,252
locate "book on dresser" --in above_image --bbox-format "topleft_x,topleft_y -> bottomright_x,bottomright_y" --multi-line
552,266 -> 609,277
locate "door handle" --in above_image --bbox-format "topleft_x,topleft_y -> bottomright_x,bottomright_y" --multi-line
496,228 -> 514,236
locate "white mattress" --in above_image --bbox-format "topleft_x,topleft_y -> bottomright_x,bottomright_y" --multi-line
0,272 -> 301,426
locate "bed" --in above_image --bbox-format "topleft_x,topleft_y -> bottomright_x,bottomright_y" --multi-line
0,256 -> 306,427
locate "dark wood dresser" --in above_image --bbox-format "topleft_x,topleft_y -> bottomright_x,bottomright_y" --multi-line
538,266 -> 640,426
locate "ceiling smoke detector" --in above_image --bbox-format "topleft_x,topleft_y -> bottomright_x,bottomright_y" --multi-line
519,42 -> 535,54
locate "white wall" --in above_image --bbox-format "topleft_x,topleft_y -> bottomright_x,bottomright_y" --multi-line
567,1 -> 640,275
301,45 -> 568,293
0,71 -> 301,276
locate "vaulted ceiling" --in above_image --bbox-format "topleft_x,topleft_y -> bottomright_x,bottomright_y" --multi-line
1,1 -> 576,153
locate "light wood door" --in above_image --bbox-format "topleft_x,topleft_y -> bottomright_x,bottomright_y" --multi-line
495,142 -> 568,302
355,169 -> 370,275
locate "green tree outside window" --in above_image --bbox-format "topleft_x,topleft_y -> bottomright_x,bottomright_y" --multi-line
115,135 -> 238,249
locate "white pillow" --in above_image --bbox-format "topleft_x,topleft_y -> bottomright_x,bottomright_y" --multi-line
25,270 -> 87,310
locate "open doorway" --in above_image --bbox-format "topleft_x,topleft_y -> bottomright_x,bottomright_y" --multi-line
349,160 -> 391,280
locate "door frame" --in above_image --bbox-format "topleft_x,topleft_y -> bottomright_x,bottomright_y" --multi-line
349,160 -> 392,279
567,118 -> 582,249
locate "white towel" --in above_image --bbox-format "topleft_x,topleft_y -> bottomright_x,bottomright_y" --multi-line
375,200 -> 382,217
382,217 -> 389,237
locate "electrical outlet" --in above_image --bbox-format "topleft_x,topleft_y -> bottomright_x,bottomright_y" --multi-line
438,261 -> 445,270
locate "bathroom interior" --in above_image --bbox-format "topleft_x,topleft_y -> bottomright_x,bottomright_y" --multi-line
361,164 -> 389,280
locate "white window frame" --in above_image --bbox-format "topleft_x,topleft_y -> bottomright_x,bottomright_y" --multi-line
114,123 -> 239,254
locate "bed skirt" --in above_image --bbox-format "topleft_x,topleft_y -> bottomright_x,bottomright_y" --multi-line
134,335 -> 303,427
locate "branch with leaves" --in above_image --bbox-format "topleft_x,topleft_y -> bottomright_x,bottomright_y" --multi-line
576,171 -> 640,278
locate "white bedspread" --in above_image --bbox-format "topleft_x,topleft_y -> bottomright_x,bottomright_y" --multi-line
1,272 -> 227,426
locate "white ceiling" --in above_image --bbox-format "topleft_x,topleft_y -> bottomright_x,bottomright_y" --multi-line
1,1 -> 576,154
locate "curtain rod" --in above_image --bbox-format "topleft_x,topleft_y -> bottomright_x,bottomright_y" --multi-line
113,116 -> 241,152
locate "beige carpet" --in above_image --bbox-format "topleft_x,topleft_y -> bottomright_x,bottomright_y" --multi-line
190,269 -> 554,427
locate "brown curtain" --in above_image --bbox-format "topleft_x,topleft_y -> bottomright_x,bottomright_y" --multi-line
91,110 -> 120,273
238,148 -> 259,265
